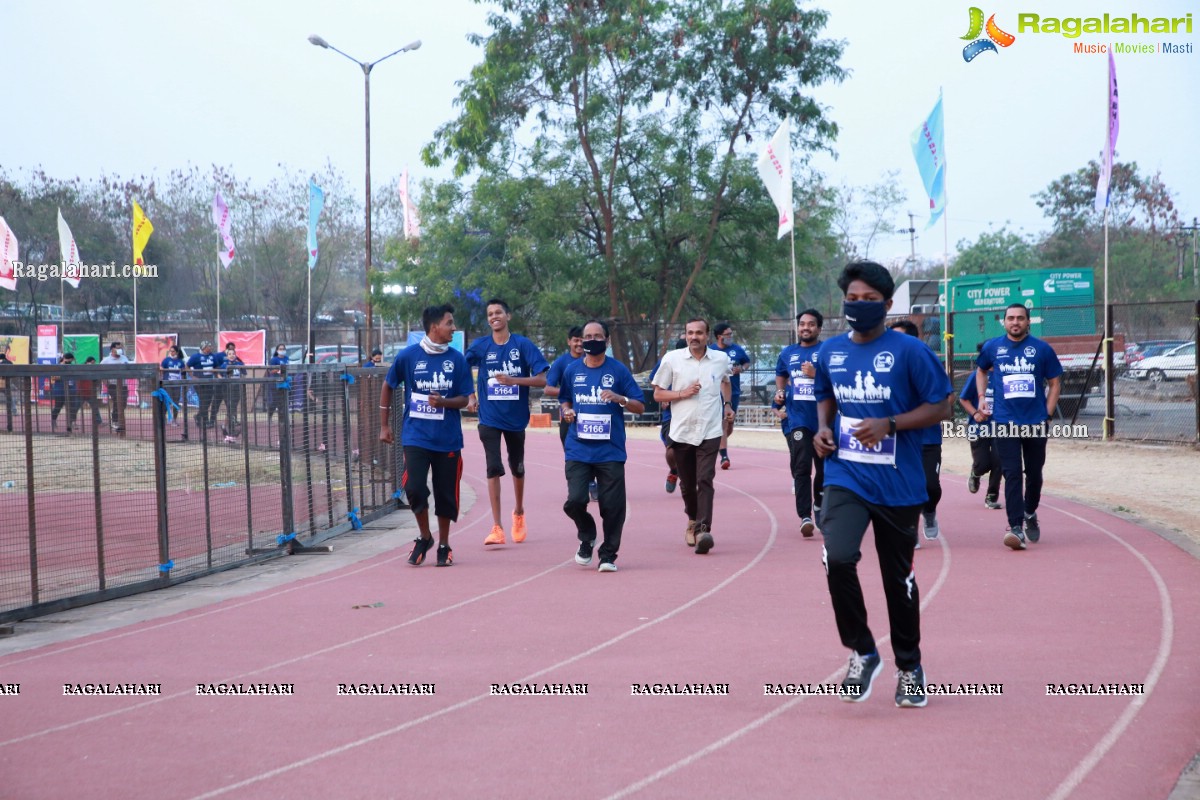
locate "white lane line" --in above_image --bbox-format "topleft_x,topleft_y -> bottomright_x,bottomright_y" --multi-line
604,525 -> 954,800
1042,502 -> 1173,800
0,472 -> 492,667
186,464 -> 781,799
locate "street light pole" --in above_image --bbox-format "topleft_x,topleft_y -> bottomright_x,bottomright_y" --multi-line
308,35 -> 421,350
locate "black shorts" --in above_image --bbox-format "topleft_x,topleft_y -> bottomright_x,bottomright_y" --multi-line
477,424 -> 526,479
402,446 -> 463,521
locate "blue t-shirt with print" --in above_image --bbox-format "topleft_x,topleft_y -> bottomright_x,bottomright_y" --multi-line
976,335 -> 1063,425
385,344 -> 474,451
710,342 -> 750,407
466,334 -> 550,432
187,351 -> 226,379
545,351 -> 579,393
775,343 -> 820,433
161,356 -> 185,381
959,368 -> 996,438
561,357 -> 644,464
814,329 -> 952,507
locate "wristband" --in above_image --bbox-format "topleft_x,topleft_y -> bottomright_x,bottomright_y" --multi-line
887,416 -> 896,435
379,405 -> 389,409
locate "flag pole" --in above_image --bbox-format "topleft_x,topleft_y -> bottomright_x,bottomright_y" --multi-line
307,267 -> 312,365
789,226 -> 798,343
217,264 -> 222,342
60,278 -> 65,352
942,213 -> 950,373
1103,206 -> 1111,441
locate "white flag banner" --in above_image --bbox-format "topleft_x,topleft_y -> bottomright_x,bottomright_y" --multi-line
756,120 -> 793,239
212,190 -> 236,269
399,169 -> 421,239
57,208 -> 82,288
0,216 -> 18,292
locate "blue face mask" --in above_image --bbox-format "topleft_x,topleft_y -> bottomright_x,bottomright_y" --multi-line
843,300 -> 887,333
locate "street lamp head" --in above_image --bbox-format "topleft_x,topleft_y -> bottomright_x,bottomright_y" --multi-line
308,35 -> 330,48
403,40 -> 422,52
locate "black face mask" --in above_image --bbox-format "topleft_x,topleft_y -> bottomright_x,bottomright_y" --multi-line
581,340 -> 606,356
843,300 -> 888,333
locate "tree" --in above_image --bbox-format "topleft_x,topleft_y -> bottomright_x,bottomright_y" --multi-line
412,0 -> 846,362
952,227 -> 1042,276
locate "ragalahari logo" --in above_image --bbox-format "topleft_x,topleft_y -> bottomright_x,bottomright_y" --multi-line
961,7 -> 1016,61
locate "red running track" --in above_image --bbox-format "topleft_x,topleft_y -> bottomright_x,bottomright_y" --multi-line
0,431 -> 1197,799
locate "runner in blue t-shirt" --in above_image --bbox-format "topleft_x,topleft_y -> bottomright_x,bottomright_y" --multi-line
958,353 -> 1003,510
186,341 -> 226,433
160,344 -> 186,429
813,261 -> 952,708
773,309 -> 824,537
889,319 -> 954,545
976,303 -> 1063,550
544,326 -> 584,446
465,298 -> 550,547
559,320 -> 645,573
379,304 -> 475,568
710,322 -> 750,469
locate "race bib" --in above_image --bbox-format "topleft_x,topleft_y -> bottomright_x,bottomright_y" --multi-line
792,375 -> 815,402
409,392 -> 445,421
486,378 -> 520,401
1001,373 -> 1035,399
576,412 -> 612,441
837,415 -> 896,465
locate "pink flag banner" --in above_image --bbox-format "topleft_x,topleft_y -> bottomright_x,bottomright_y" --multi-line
399,169 -> 421,239
212,191 -> 236,269
1094,52 -> 1120,213
57,208 -> 83,288
0,216 -> 18,292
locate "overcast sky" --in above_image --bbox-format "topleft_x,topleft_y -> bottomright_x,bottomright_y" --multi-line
3,0 -> 1198,268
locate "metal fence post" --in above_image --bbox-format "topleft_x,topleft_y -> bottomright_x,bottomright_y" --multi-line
279,366 -> 295,541
23,377 -> 38,606
1104,303 -> 1115,440
152,376 -> 171,586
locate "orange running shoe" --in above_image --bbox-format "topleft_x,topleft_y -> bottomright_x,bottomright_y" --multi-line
484,524 -> 506,545
512,512 -> 527,543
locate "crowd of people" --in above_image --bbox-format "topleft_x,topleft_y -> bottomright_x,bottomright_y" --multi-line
378,262 -> 1069,711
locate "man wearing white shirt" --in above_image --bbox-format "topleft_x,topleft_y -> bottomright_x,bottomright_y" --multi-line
651,318 -> 734,555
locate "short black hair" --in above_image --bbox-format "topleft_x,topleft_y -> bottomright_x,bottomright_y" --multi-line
422,304 -> 455,333
672,337 -> 687,350
371,347 -> 383,357
582,319 -> 610,339
889,319 -> 920,337
567,326 -> 584,339
797,308 -> 824,328
485,298 -> 511,314
713,322 -> 732,337
1004,303 -> 1030,319
684,317 -> 709,334
837,260 -> 895,300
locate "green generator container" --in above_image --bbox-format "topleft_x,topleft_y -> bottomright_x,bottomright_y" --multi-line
949,268 -> 1095,355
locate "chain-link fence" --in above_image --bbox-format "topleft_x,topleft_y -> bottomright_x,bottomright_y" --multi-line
0,363 -> 404,623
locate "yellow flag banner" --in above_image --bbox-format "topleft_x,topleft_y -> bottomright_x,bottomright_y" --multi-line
132,200 -> 154,273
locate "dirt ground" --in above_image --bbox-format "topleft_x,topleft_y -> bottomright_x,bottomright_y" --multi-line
618,424 -> 1200,552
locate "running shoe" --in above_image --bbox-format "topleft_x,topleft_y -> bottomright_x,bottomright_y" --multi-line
597,561 -> 617,573
720,455 -> 731,470
511,512 -> 527,543
895,665 -> 927,708
685,520 -> 697,548
665,472 -> 678,493
984,495 -> 1002,510
922,513 -> 939,540
1024,512 -> 1041,544
407,536 -> 434,566
484,524 -> 506,546
1003,525 -> 1027,551
436,544 -> 453,567
575,539 -> 595,566
800,517 -> 815,538
967,472 -> 980,494
840,651 -> 883,703
694,524 -> 714,555
588,480 -> 599,502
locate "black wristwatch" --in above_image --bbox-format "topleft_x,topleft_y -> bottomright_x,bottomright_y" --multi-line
887,416 -> 897,436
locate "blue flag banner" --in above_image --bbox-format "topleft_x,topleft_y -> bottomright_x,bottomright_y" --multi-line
911,94 -> 947,229
307,179 -> 325,270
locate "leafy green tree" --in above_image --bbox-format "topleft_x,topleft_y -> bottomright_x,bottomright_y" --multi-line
951,227 -> 1042,276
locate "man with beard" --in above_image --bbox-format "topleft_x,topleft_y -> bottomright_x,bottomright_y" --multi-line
774,309 -> 825,537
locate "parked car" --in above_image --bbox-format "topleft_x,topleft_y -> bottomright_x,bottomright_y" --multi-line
1127,341 -> 1196,382
313,345 -> 361,364
1125,340 -> 1188,366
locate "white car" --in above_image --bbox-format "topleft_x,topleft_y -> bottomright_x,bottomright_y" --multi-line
1128,341 -> 1196,382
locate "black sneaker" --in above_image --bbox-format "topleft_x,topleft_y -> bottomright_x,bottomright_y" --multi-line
984,495 -> 1002,509
967,472 -> 980,494
895,665 -> 927,708
575,539 -> 595,566
800,517 -> 815,538
597,561 -> 617,573
407,536 -> 434,566
1003,526 -> 1027,551
1024,512 -> 1041,543
436,544 -> 453,567
694,524 -> 714,555
839,651 -> 883,702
